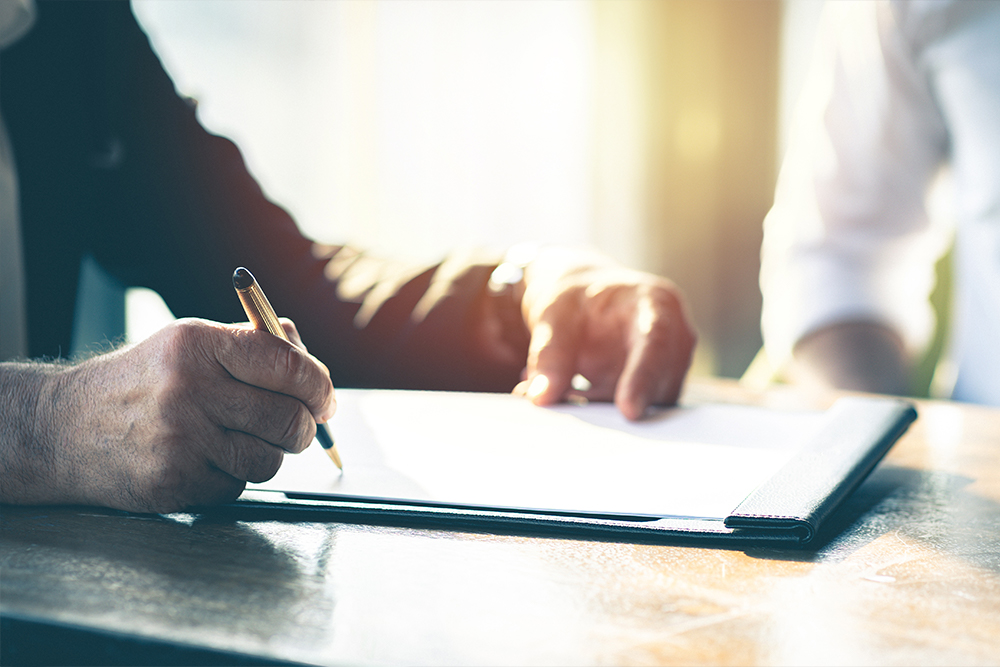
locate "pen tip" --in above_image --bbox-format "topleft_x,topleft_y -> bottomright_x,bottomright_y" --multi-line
233,267 -> 254,291
326,446 -> 344,470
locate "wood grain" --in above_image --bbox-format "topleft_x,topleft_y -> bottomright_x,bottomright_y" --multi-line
3,379 -> 999,666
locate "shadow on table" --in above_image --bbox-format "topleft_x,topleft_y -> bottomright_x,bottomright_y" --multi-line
745,463 -> 1000,571
0,507 -> 334,666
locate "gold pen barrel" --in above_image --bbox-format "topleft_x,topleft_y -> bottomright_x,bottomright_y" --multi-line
236,281 -> 287,341
233,266 -> 343,470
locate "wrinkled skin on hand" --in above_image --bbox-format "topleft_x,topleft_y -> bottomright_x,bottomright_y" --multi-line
3,318 -> 334,513
514,248 -> 697,420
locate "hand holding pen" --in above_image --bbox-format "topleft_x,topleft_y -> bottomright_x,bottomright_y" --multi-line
233,267 -> 343,469
5,311 -> 336,512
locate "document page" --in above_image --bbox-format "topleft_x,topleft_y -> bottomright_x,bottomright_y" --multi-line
251,390 -> 827,520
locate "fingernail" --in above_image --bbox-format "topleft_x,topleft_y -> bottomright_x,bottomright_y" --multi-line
527,374 -> 550,401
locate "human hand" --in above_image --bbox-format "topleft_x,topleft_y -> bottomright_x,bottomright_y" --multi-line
790,321 -> 910,395
512,248 -> 696,419
7,318 -> 334,513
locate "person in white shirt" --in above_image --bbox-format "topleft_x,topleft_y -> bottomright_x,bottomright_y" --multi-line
760,0 -> 1000,405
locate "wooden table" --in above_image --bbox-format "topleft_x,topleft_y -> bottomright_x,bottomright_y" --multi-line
3,379 -> 999,666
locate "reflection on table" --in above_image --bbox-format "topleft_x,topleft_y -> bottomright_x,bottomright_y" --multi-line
2,379 -> 999,666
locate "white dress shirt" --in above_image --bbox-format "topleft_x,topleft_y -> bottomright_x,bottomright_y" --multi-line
761,0 -> 1000,405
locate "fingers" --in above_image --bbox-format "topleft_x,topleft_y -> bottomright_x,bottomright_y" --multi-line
522,297 -> 584,406
211,325 -> 336,423
207,430 -> 287,484
278,317 -> 310,353
614,321 -> 692,419
148,465 -> 249,512
188,470 -> 248,507
131,456 -> 250,513
614,289 -> 696,418
46,318 -> 334,514
278,317 -> 303,347
232,318 -> 305,349
159,321 -> 328,485
207,380 -> 317,453
517,272 -> 696,419
145,398 -> 293,510
232,318 -> 333,416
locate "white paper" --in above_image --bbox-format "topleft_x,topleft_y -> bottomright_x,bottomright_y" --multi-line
251,390 -> 826,520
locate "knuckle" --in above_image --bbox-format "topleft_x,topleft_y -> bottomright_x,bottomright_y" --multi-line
531,283 -> 585,323
646,283 -> 683,312
273,341 -> 306,382
643,286 -> 696,346
163,318 -> 210,354
155,319 -> 220,381
583,281 -> 622,309
275,344 -> 330,411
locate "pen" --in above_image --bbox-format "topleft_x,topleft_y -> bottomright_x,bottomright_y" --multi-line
232,266 -> 343,470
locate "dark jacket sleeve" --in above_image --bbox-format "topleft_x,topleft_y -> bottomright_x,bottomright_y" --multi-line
3,0 -> 524,390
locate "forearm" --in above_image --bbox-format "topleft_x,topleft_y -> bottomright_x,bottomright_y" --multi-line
293,246 -> 525,391
789,321 -> 910,395
0,362 -> 71,505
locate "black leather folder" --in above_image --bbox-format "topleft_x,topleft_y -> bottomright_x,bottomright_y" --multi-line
230,391 -> 917,545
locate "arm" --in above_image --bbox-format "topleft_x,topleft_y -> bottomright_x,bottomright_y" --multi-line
40,2 -> 695,406
11,3 -> 695,411
8,2 -> 518,391
0,318 -> 334,513
788,320 -> 908,395
760,1 -> 951,392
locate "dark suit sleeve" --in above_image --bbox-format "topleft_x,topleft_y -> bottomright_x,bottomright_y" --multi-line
14,1 -> 525,390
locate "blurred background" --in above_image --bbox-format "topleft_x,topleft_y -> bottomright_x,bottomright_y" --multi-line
80,0 -> 826,381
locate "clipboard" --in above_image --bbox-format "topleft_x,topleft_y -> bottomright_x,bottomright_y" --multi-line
230,390 -> 917,545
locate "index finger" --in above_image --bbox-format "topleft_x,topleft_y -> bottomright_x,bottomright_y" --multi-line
522,304 -> 583,406
614,296 -> 696,419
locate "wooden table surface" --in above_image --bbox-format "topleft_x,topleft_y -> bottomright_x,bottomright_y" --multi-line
2,379 -> 999,666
